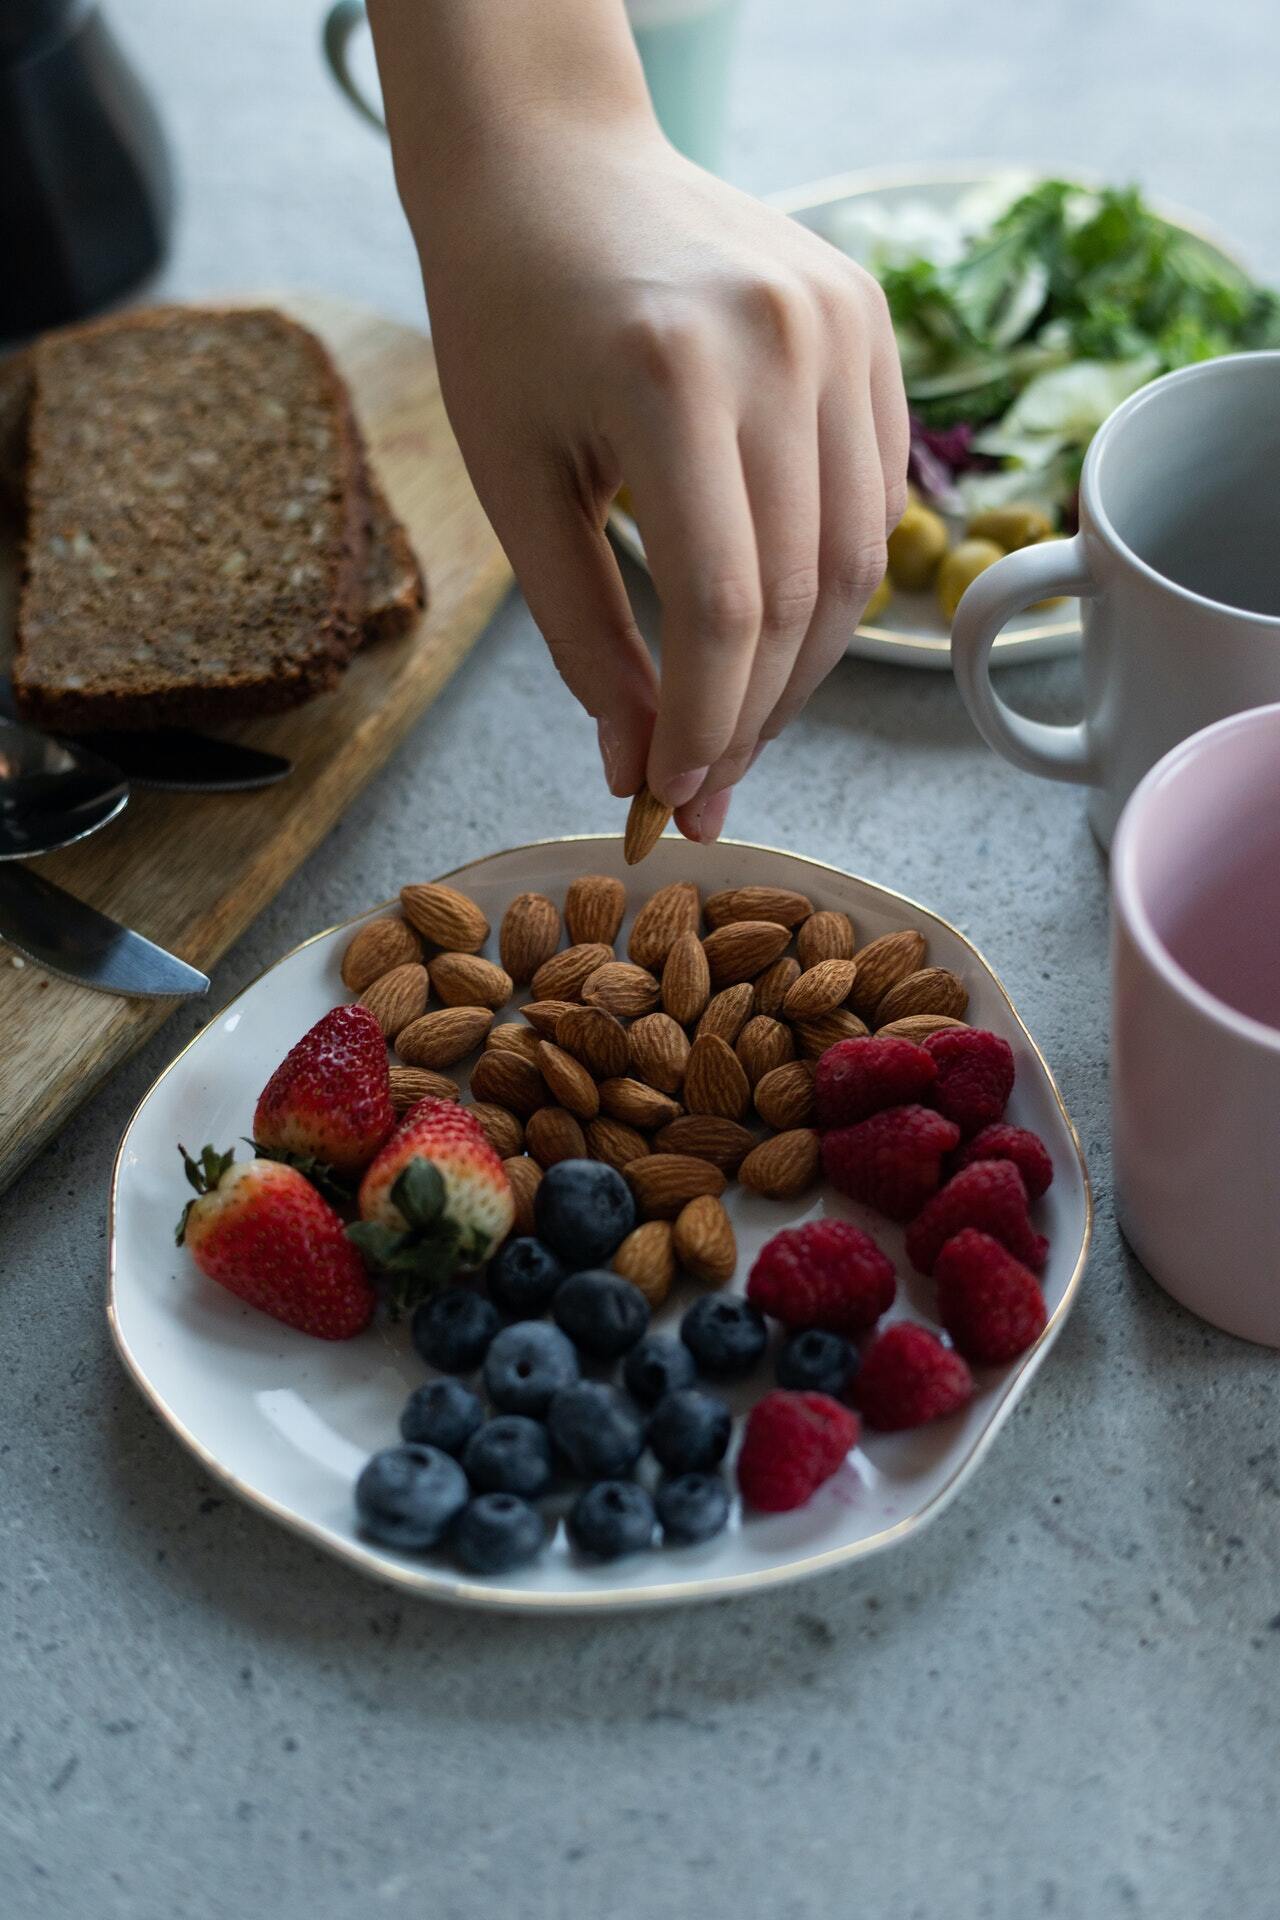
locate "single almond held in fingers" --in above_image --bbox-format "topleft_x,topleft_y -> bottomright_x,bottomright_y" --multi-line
701,920 -> 791,986
627,1153 -> 727,1220
695,982 -> 755,1045
683,1033 -> 751,1122
531,942 -> 614,1004
429,951 -> 513,1011
555,1004 -> 630,1079
753,1059 -> 816,1131
624,785 -> 672,864
874,967 -> 969,1027
467,1102 -> 525,1160
735,1015 -> 795,1087
598,1076 -> 682,1131
783,957 -> 858,1020
612,1220 -> 677,1307
340,916 -> 422,993
486,1022 -> 543,1063
359,961 -> 429,1037
673,1194 -> 737,1288
796,910 -> 856,968
876,1013 -> 970,1041
661,929 -> 711,1026
503,1156 -> 542,1236
400,882 -> 489,953
564,873 -> 626,946
389,1066 -> 460,1115
628,1013 -> 690,1095
585,1115 -> 651,1172
847,929 -> 927,1018
738,1128 -> 821,1201
656,1114 -> 756,1173
519,998 -> 578,1037
537,1041 -> 601,1120
470,1047 -> 547,1118
792,1009 -> 871,1058
753,956 -> 801,1018
526,1106 -> 588,1168
396,1005 -> 494,1068
499,892 -> 561,985
703,885 -> 813,930
582,960 -> 660,1019
628,881 -> 701,969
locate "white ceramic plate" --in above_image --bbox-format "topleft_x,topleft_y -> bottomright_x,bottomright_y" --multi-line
609,165 -> 1244,670
110,837 -> 1091,1611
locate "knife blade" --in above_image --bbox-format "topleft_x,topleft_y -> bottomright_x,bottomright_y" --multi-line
0,867 -> 209,998
0,680 -> 292,791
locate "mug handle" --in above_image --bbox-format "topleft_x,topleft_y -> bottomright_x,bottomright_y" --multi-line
322,0 -> 386,132
951,535 -> 1101,784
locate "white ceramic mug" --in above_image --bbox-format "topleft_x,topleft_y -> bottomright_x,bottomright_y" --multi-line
952,352 -> 1280,846
1111,701 -> 1280,1346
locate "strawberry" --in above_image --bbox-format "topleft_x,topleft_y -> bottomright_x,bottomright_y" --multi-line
352,1097 -> 515,1307
253,1004 -> 395,1186
177,1145 -> 375,1339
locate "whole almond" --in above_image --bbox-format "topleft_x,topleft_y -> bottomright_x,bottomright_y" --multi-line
753,1059 -> 816,1131
499,893 -> 561,985
429,951 -> 513,1012
598,1077 -> 682,1131
400,882 -> 489,953
783,957 -> 858,1020
519,998 -> 577,1037
582,960 -> 660,1019
359,961 -> 429,1037
467,1101 -> 525,1159
526,1106 -> 588,1168
738,1128 -> 821,1200
389,1066 -> 460,1115
877,1013 -> 971,1041
612,1220 -> 676,1307
735,1015 -> 795,1087
470,1047 -> 547,1118
793,1009 -> 871,1057
531,942 -> 614,1004
702,920 -> 791,986
695,983 -> 755,1045
661,930 -> 711,1026
797,910 -> 856,968
585,1115 -> 651,1172
672,1194 -> 736,1287
628,1012 -> 690,1096
655,1115 -> 756,1174
703,885 -> 812,930
683,1033 -> 751,1121
555,1005 -> 630,1079
623,785 -> 672,864
396,1005 -> 494,1067
628,882 -> 701,970
486,1022 -> 543,1063
537,1041 -> 601,1120
627,1153 -> 727,1220
341,916 -> 422,993
848,929 -> 927,1018
875,967 -> 969,1027
503,1156 -> 542,1236
754,956 -> 802,1018
564,874 -> 626,946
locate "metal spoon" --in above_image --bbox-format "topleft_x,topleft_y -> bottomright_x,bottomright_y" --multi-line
0,711 -> 129,859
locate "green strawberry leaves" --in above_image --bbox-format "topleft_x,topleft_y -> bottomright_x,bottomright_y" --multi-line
389,1157 -> 446,1231
346,1156 -> 464,1313
175,1142 -> 236,1245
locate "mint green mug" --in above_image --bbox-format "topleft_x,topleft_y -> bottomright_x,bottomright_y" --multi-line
322,0 -> 740,172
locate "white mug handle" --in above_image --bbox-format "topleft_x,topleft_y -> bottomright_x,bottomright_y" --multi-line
322,0 -> 386,133
951,535 -> 1101,784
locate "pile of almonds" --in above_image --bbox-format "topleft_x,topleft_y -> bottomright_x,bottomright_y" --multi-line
340,873 -> 970,1309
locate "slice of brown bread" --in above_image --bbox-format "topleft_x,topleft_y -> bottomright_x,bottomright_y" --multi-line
13,306 -> 369,731
0,351 -> 31,515
359,464 -> 426,643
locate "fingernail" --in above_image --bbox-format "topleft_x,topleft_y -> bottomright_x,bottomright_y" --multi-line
597,719 -> 626,796
686,786 -> 732,845
654,766 -> 709,809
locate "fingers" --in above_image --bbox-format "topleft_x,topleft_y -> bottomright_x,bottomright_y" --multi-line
869,304 -> 911,532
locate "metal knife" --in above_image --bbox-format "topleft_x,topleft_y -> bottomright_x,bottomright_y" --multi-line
0,680 -> 292,792
0,866 -> 209,998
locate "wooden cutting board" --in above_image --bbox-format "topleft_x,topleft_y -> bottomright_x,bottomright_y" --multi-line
0,292 -> 512,1191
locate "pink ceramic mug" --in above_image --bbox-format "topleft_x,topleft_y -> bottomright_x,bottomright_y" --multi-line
1111,702 -> 1280,1345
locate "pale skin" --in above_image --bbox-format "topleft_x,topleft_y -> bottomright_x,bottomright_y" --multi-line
368,0 -> 908,842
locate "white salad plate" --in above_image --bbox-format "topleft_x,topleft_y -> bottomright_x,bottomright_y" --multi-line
110,836 -> 1092,1611
609,164 -> 1243,670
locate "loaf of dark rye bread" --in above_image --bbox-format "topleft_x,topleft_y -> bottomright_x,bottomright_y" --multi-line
11,307 -> 422,730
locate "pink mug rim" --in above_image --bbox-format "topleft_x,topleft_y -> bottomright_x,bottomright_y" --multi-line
1112,701 -> 1280,1055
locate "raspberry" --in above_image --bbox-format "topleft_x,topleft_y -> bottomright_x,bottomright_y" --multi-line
905,1160 -> 1048,1275
854,1323 -> 974,1430
955,1123 -> 1053,1200
737,1390 -> 859,1512
934,1229 -> 1048,1363
923,1028 -> 1015,1136
747,1219 -> 895,1336
821,1105 -> 960,1222
814,1036 -> 937,1129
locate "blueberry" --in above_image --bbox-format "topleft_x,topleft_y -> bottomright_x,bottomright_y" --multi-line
487,1236 -> 567,1316
553,1269 -> 650,1359
534,1158 -> 636,1267
354,1444 -> 468,1550
452,1494 -> 545,1574
681,1294 -> 767,1379
412,1287 -> 500,1374
568,1480 -> 656,1560
622,1334 -> 698,1408
399,1378 -> 485,1454
483,1320 -> 580,1416
463,1416 -> 554,1498
647,1388 -> 732,1473
776,1328 -> 857,1397
548,1382 -> 645,1480
655,1471 -> 731,1545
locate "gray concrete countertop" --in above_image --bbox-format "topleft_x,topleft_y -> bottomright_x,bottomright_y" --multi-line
3,3 -> 1277,1915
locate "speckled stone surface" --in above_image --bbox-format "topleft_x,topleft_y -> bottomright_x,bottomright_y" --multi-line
3,3 -> 1278,1916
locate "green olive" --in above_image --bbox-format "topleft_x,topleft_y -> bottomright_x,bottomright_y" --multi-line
966,504 -> 1054,551
887,500 -> 949,590
937,538 -> 1005,623
862,574 -> 891,622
